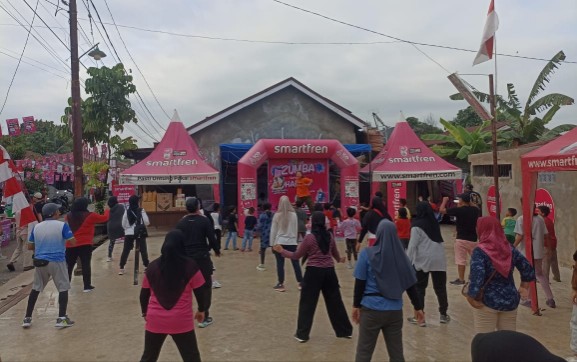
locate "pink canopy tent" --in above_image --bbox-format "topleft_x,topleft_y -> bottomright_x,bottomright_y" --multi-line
521,126 -> 577,314
362,120 -> 462,215
120,112 -> 219,185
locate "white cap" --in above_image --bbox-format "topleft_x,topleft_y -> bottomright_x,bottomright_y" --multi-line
33,192 -> 42,199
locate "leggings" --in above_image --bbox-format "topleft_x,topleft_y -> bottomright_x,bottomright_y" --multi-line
140,330 -> 201,362
65,245 -> 92,289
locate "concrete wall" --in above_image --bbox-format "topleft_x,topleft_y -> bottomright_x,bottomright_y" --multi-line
469,148 -> 577,267
191,86 -> 359,168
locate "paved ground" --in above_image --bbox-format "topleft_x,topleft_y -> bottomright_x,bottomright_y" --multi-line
0,225 -> 573,361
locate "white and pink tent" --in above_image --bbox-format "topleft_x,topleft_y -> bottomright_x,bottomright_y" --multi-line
120,112 -> 218,185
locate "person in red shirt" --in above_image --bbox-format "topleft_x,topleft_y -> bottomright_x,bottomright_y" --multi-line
537,206 -> 561,282
395,208 -> 411,250
65,197 -> 109,292
295,171 -> 314,211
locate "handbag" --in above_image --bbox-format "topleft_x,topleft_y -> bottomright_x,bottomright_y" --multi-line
33,257 -> 49,267
462,269 -> 498,302
132,209 -> 148,239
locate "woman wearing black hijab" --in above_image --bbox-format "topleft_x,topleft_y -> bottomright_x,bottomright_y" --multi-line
356,197 -> 393,251
406,201 -> 449,326
140,230 -> 207,362
352,219 -> 422,362
106,196 -> 125,262
120,195 -> 150,275
273,211 -> 352,343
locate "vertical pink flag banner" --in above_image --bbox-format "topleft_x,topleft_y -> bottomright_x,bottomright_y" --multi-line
6,118 -> 20,136
22,116 -> 36,133
387,181 -> 407,218
486,185 -> 502,217
268,159 -> 328,211
112,184 -> 136,206
535,188 -> 555,221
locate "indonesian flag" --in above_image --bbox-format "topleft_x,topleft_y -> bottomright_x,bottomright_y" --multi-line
473,0 -> 499,65
0,145 -> 36,226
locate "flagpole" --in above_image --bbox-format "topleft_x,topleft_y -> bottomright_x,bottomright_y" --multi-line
489,32 -> 500,220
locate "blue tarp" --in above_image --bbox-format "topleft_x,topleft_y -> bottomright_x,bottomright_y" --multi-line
220,143 -> 371,163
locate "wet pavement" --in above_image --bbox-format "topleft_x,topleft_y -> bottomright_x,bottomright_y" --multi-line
0,225 -> 573,361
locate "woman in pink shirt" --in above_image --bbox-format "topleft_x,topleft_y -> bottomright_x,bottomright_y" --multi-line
139,230 -> 207,362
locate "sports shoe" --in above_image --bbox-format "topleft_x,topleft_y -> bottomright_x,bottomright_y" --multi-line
212,281 -> 222,289
22,317 -> 32,328
346,263 -> 353,270
553,277 -> 561,282
407,317 -> 426,327
440,314 -> 451,324
6,263 -> 15,272
449,278 -> 466,286
298,283 -> 302,291
55,316 -> 75,328
546,299 -> 556,308
565,356 -> 577,362
198,317 -> 213,328
256,264 -> 266,271
294,335 -> 308,343
106,257 -> 112,262
273,283 -> 285,292
520,299 -> 532,308
118,269 -> 125,275
83,286 -> 95,293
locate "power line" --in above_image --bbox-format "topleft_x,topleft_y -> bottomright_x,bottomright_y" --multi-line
0,49 -> 68,79
0,0 -> 39,116
103,0 -> 170,122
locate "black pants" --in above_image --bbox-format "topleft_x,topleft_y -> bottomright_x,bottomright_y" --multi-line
356,308 -> 404,362
296,266 -> 353,340
120,236 -> 149,269
214,229 -> 222,250
345,238 -> 357,261
193,257 -> 213,320
140,329 -> 201,362
415,270 -> 448,315
66,245 -> 92,289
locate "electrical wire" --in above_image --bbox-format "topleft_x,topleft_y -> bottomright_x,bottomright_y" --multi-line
0,0 -> 39,116
0,49 -> 68,79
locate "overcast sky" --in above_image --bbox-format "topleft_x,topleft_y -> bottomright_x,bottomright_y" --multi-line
1,0 -> 576,147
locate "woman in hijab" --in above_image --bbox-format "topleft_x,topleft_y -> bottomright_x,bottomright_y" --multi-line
140,230 -> 207,362
406,201 -> 449,326
356,197 -> 393,250
120,195 -> 150,275
466,217 -> 535,333
106,196 -> 125,262
270,195 -> 302,292
471,330 -> 566,362
65,197 -> 109,292
273,211 -> 352,343
352,219 -> 423,362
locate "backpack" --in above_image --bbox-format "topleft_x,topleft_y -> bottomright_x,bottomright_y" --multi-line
132,208 -> 148,239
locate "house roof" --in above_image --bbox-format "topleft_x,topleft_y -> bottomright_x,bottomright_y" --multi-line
186,77 -> 368,135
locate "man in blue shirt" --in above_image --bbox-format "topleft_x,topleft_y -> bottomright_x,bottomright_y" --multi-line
23,203 -> 76,329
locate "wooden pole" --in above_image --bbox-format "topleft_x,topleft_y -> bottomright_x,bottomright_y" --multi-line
488,74 -> 500,219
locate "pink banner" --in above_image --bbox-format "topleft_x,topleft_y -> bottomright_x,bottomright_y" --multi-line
535,188 -> 555,221
268,159 -> 328,211
112,184 -> 137,206
6,118 -> 20,136
22,116 -> 36,133
486,185 -> 502,217
387,181 -> 407,218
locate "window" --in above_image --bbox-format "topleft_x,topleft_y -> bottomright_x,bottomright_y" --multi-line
472,164 -> 512,178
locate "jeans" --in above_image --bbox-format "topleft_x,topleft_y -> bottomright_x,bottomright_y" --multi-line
415,270 -> 448,315
65,245 -> 93,289
225,231 -> 237,250
140,330 -> 201,362
274,244 -> 302,285
356,308 -> 404,362
241,229 -> 254,250
108,238 -> 120,258
120,236 -> 149,269
345,238 -> 358,261
296,266 -> 352,340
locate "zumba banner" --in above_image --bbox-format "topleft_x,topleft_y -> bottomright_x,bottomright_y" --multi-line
268,159 -> 329,211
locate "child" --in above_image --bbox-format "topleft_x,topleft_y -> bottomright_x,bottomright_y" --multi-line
224,207 -> 238,250
241,207 -> 257,252
501,207 -> 517,245
395,208 -> 411,249
339,207 -> 361,269
256,203 -> 273,271
396,198 -> 411,219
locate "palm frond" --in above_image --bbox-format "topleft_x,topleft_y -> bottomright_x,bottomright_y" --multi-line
540,105 -> 561,125
506,83 -> 521,109
430,145 -> 459,157
420,134 -> 455,142
527,93 -> 574,115
525,50 -> 566,110
542,124 -> 577,140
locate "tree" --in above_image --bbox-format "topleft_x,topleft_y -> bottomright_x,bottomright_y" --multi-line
406,116 -> 443,135
421,118 -> 498,160
3,120 -> 72,160
452,106 -> 483,128
450,51 -> 575,145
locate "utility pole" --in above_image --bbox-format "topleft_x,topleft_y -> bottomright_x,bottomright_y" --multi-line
489,74 -> 500,219
69,0 -> 83,197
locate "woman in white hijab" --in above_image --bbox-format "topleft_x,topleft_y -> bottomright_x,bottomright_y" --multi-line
270,196 -> 303,292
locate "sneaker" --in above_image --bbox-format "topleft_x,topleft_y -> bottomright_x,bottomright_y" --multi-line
118,269 -> 125,275
520,299 -> 532,308
298,283 -> 302,291
83,286 -> 95,293
407,317 -> 427,327
565,356 -> 577,362
256,264 -> 266,271
22,317 -> 32,328
449,279 -> 466,286
240,249 -> 245,252
106,257 -> 112,262
198,317 -> 213,328
294,335 -> 308,343
55,316 -> 75,328
0,255 -> 7,260
224,248 -> 229,250
546,299 -> 556,308
346,263 -> 353,270
248,248 -> 253,252
212,281 -> 222,289
440,314 -> 451,324
273,283 -> 285,292
6,263 -> 15,272
23,266 -> 34,271
553,277 -> 561,282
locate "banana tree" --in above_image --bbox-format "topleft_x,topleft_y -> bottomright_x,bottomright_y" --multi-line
450,50 -> 574,145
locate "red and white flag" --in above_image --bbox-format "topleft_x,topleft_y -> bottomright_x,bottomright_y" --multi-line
473,0 -> 499,65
